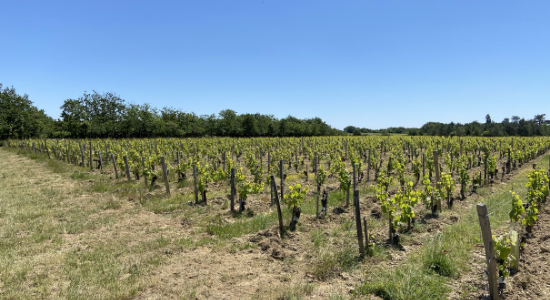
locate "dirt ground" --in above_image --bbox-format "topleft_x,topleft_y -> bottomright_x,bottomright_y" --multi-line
0,147 -> 548,300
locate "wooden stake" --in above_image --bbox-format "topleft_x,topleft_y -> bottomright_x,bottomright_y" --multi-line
484,155 -> 488,184
353,163 -> 357,192
270,175 -> 285,237
79,143 -> 84,166
433,150 -> 441,213
193,164 -> 199,204
111,154 -> 118,179
161,156 -> 170,194
316,183 -> 320,219
422,152 -> 425,178
122,156 -> 130,181
44,140 -> 51,159
230,168 -> 235,212
476,203 -> 499,300
89,141 -> 93,171
367,149 -> 371,182
354,190 -> 364,255
98,151 -> 103,172
142,157 -> 148,188
280,160 -> 284,203
267,151 -> 271,174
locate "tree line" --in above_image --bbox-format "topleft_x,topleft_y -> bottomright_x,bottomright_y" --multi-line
0,84 -> 342,139
345,114 -> 548,137
344,126 -> 417,136
409,114 -> 549,137
3,83 -> 547,140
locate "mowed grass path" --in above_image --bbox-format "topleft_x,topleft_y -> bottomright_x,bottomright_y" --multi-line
0,148 -> 205,299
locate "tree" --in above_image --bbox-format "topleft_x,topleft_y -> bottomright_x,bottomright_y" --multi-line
218,109 -> 239,137
0,84 -> 54,139
534,114 -> 546,136
518,118 -> 531,136
241,113 -> 259,137
344,126 -> 357,133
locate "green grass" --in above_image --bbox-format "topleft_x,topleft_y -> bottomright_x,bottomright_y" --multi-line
309,243 -> 360,280
206,212 -> 276,239
356,154 -> 550,299
359,262 -> 450,299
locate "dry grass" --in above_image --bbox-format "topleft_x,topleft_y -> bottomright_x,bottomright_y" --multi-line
1,147 -> 547,299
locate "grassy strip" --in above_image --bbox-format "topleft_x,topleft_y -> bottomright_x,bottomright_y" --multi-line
355,154 -> 549,300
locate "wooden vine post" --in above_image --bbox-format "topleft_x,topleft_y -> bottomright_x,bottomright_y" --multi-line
506,149 -> 511,174
123,156 -> 131,180
353,163 -> 357,192
366,149 -> 371,182
267,151 -> 271,174
160,156 -> 170,194
89,141 -> 93,171
270,175 -> 285,237
79,143 -> 84,166
316,179 -> 320,219
230,168 -> 235,212
422,152 -> 425,178
354,190 -> 365,255
193,164 -> 199,204
484,155 -> 488,184
476,203 -> 499,300
433,150 -> 441,213
98,151 -> 103,172
142,157 -> 148,188
44,140 -> 51,159
280,160 -> 284,204
111,154 -> 118,179
314,152 -> 318,173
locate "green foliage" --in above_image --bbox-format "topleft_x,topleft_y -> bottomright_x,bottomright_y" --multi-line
376,172 -> 392,193
395,161 -> 405,187
330,156 -> 346,177
520,167 -> 548,227
283,183 -> 309,209
0,84 -> 55,139
522,201 -> 538,227
526,168 -> 549,204
397,182 -> 422,226
412,158 -> 421,178
196,163 -> 212,193
349,151 -> 362,172
493,233 -> 514,278
508,192 -> 525,223
337,169 -> 351,192
316,165 -> 327,187
421,175 -> 434,209
487,154 -> 497,175
457,161 -> 470,186
238,181 -> 263,201
439,172 -> 455,200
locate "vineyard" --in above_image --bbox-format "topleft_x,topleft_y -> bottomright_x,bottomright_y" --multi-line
2,136 -> 550,299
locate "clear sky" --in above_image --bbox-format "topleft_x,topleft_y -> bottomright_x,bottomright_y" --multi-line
2,0 -> 549,130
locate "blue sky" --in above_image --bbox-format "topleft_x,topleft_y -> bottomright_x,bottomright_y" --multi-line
2,0 -> 549,130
